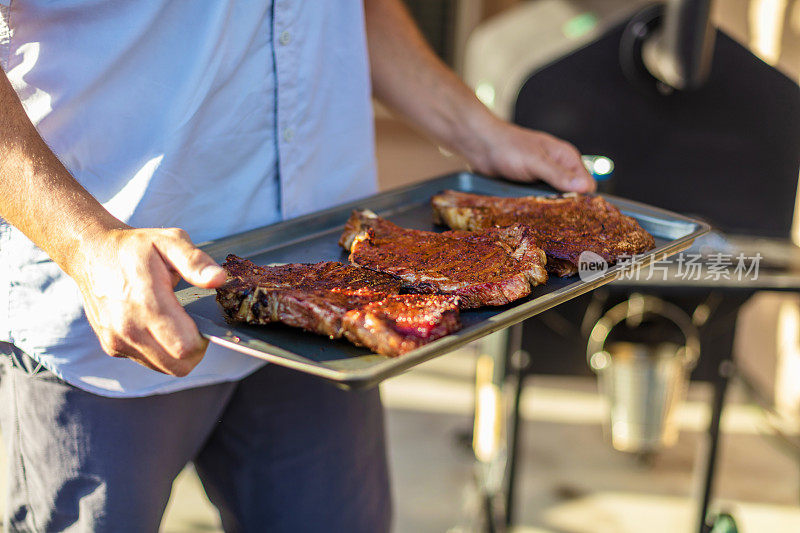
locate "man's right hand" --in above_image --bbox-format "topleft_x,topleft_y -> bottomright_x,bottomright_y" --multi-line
69,227 -> 227,377
1,65 -> 227,377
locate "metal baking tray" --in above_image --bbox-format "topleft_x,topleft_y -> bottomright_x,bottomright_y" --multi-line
176,172 -> 709,389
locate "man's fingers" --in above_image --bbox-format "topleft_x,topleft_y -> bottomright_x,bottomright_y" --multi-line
98,327 -> 176,375
518,149 -> 583,192
149,317 -> 207,371
490,126 -> 596,193
547,159 -> 596,193
104,315 -> 204,377
146,292 -> 208,376
92,281 -> 207,377
155,229 -> 226,288
528,155 -> 576,191
543,141 -> 595,193
130,327 -> 201,377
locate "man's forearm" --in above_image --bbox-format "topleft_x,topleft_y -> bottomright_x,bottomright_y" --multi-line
0,69 -> 124,276
363,0 -> 497,162
363,0 -> 594,191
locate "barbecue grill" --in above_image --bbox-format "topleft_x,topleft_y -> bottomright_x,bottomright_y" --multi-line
463,1 -> 800,532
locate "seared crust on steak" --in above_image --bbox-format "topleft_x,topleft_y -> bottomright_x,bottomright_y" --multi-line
221,255 -> 401,294
216,255 -> 461,356
343,295 -> 461,357
339,210 -> 547,308
431,190 -> 655,276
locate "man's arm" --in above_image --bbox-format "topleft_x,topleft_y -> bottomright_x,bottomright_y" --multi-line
0,70 -> 225,376
364,0 -> 595,192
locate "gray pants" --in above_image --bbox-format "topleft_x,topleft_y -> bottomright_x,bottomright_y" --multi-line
0,344 -> 391,532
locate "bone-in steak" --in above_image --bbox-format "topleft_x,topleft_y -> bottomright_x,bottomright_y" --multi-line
431,190 -> 655,276
339,210 -> 547,308
216,255 -> 461,357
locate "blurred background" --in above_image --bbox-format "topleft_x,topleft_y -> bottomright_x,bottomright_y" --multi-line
2,1 -> 799,532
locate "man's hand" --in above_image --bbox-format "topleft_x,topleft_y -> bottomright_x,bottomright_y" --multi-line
461,118 -> 596,193
364,0 -> 595,193
0,64 -> 228,377
70,227 -> 226,377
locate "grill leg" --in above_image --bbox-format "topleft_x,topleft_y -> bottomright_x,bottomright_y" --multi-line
505,325 -> 529,528
473,329 -> 509,533
472,322 -> 527,533
694,359 -> 733,533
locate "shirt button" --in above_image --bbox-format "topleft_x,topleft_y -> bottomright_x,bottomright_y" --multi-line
283,128 -> 294,142
279,31 -> 291,46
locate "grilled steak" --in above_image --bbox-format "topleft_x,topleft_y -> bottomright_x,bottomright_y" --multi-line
216,255 -> 461,356
339,210 -> 547,308
431,190 -> 656,276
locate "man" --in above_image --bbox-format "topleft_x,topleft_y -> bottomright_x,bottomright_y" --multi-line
0,1 -> 593,531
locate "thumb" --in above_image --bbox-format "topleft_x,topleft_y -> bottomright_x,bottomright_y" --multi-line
155,230 -> 226,288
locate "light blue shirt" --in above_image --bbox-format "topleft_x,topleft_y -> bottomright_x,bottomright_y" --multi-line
0,1 -> 378,396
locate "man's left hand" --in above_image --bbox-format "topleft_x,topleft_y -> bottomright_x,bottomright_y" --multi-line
464,117 -> 596,193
